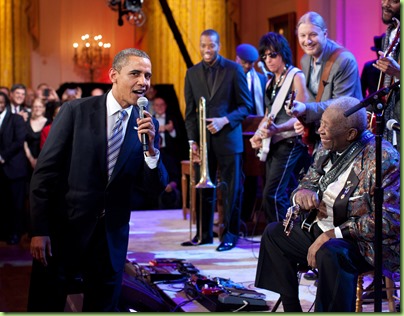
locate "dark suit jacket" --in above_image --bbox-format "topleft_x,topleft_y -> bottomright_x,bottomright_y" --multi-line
300,39 -> 363,123
30,94 -> 168,271
0,110 -> 28,179
184,56 -> 253,155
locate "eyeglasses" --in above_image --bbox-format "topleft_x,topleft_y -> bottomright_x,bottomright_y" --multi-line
261,52 -> 278,60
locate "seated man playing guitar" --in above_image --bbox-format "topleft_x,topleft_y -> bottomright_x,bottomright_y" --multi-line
254,97 -> 400,312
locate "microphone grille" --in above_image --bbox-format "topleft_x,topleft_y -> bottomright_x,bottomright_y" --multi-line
137,96 -> 148,108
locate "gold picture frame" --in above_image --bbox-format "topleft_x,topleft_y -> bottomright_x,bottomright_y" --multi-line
269,12 -> 297,66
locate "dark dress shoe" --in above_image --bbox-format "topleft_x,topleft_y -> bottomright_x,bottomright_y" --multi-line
6,234 -> 20,245
216,242 -> 235,252
181,236 -> 213,246
303,271 -> 318,281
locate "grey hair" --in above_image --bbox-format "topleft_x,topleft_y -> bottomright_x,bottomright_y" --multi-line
327,96 -> 367,134
112,48 -> 150,72
296,11 -> 327,32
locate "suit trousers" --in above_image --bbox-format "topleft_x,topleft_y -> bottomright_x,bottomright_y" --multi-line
255,221 -> 373,312
27,217 -> 124,312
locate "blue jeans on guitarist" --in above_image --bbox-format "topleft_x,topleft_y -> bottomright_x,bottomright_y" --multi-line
262,136 -> 306,223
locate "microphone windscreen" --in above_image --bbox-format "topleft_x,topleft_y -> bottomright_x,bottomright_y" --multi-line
386,119 -> 399,131
137,96 -> 148,108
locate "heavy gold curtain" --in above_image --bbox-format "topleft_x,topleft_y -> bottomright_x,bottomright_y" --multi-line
143,0 -> 240,116
0,0 -> 37,89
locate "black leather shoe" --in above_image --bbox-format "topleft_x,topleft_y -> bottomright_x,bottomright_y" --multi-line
216,242 -> 235,252
303,271 -> 318,281
181,236 -> 213,246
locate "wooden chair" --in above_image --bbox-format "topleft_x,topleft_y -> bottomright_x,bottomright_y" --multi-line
356,273 -> 400,312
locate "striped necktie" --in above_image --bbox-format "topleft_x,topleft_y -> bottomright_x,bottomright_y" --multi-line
107,109 -> 128,179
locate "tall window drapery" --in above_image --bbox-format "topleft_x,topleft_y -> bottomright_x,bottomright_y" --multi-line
143,0 -> 240,116
0,0 -> 38,88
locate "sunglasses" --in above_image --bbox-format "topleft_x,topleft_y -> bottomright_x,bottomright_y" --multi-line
261,52 -> 279,60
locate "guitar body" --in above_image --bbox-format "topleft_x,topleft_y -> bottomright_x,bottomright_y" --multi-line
258,137 -> 271,162
283,204 -> 317,236
257,114 -> 274,162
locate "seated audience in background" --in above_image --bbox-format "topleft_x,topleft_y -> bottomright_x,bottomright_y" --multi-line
36,83 -> 60,121
9,83 -> 29,122
91,88 -> 105,96
40,103 -> 62,150
24,98 -> 51,171
255,96 -> 400,312
0,86 -> 10,97
153,96 -> 182,209
61,86 -> 82,103
0,91 -> 28,245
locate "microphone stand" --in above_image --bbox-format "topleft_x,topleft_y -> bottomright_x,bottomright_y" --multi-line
344,80 -> 400,312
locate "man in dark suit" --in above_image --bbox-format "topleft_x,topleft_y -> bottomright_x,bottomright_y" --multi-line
27,48 -> 168,312
235,43 -> 267,116
182,29 -> 253,252
0,91 -> 28,245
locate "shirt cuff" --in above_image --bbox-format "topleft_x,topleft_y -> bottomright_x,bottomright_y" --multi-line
334,227 -> 343,238
144,148 -> 160,169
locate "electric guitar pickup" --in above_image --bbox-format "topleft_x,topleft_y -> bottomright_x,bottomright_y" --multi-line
283,204 -> 317,236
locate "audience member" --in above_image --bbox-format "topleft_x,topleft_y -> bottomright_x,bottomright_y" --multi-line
255,96 -> 400,312
24,98 -> 51,171
182,29 -> 252,251
0,91 -> 28,245
9,84 -> 29,122
0,86 -> 10,97
249,32 -> 309,223
61,86 -> 82,103
27,48 -> 168,312
40,103 -> 62,150
91,88 -> 105,96
235,43 -> 267,115
36,83 -> 61,121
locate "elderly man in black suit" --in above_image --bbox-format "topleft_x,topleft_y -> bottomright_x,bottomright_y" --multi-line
0,91 -> 28,245
27,48 -> 168,312
182,29 -> 253,252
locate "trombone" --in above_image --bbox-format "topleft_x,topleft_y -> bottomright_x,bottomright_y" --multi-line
188,97 -> 215,244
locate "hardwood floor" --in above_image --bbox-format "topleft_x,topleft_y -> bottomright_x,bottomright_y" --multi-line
0,209 -> 398,312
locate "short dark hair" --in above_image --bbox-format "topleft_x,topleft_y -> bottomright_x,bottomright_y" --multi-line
112,48 -> 150,72
10,83 -> 26,92
201,29 -> 220,44
258,32 -> 293,67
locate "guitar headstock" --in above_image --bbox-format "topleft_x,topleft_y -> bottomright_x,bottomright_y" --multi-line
287,89 -> 297,111
283,204 -> 300,236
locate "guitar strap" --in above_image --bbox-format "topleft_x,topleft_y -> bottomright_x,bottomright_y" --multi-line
318,131 -> 374,198
315,48 -> 345,102
269,67 -> 300,117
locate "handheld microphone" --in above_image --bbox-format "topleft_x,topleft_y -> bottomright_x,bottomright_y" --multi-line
137,96 -> 149,151
386,119 -> 400,132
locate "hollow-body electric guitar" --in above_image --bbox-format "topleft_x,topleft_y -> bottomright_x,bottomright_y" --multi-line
283,204 -> 317,236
